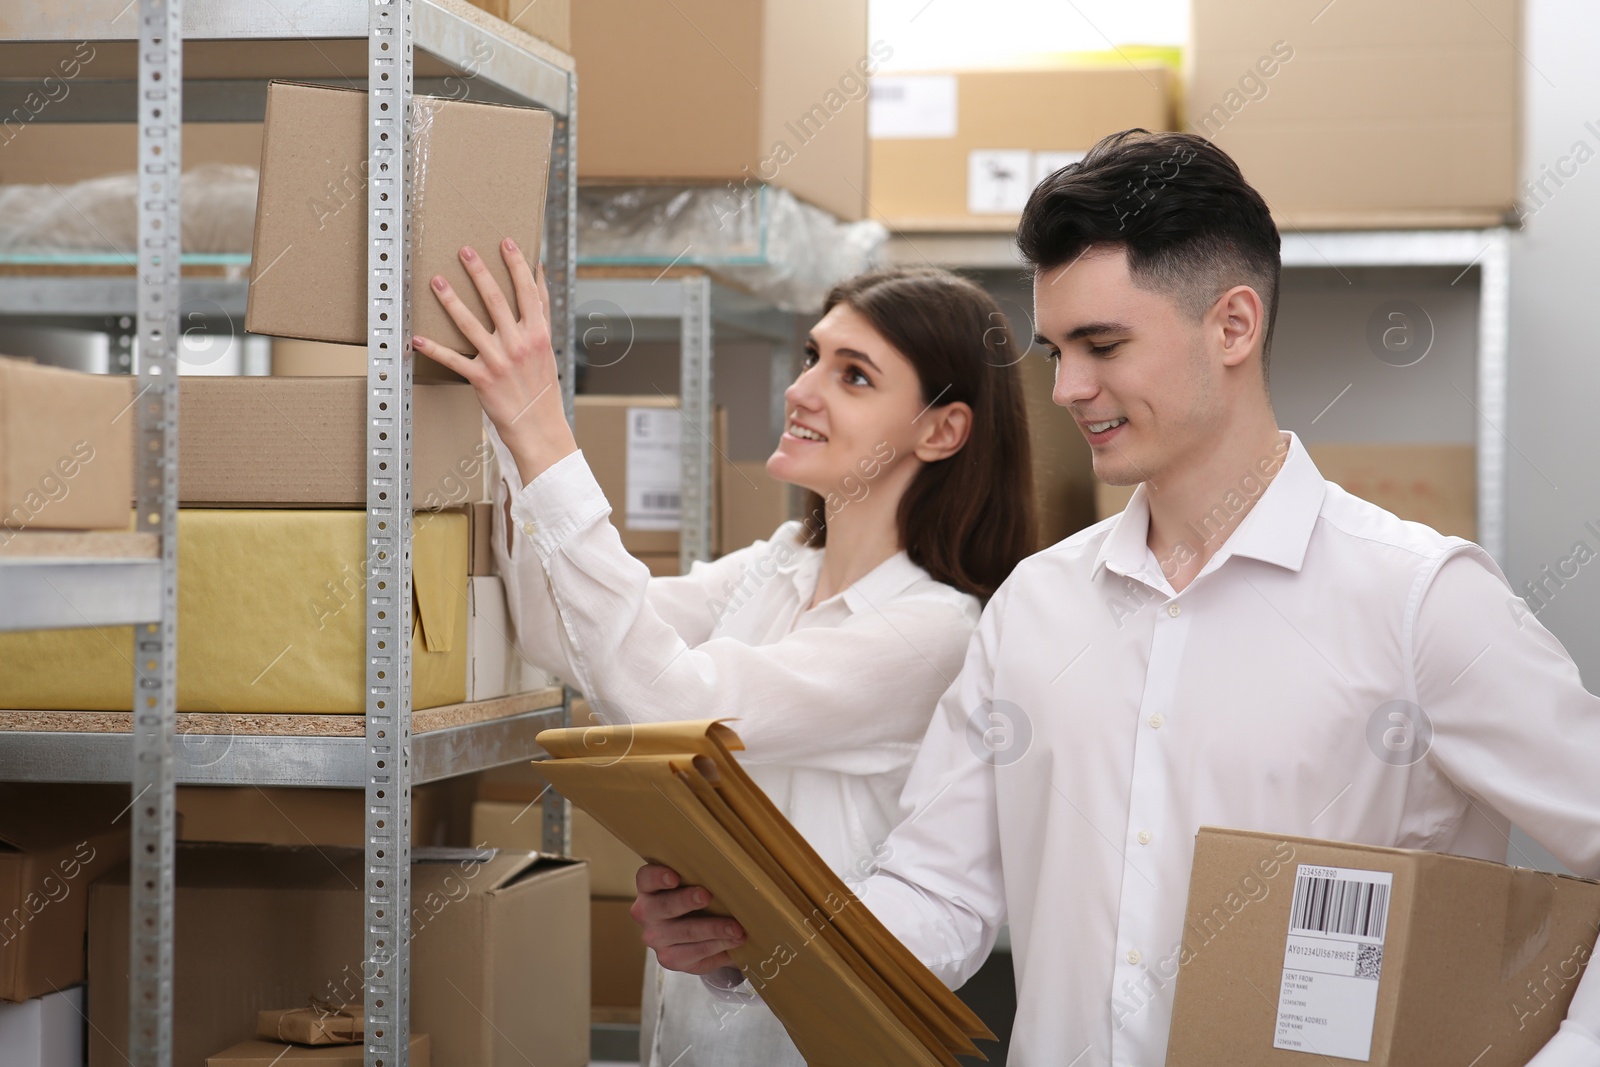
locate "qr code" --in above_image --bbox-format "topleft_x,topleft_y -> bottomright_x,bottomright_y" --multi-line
1355,943 -> 1383,979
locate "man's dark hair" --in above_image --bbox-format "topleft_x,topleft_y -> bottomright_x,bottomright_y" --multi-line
1017,129 -> 1283,380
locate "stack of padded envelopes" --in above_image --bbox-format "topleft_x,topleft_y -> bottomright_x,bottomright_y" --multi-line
534,719 -> 996,1066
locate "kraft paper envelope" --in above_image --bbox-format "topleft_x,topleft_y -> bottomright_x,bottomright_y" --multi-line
535,719 -> 995,1066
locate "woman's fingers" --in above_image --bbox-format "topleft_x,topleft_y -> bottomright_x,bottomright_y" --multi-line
457,245 -> 519,339
410,333 -> 477,382
500,237 -> 544,330
428,273 -> 499,358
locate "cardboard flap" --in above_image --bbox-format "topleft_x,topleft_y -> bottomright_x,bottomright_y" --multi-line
411,512 -> 467,654
412,846 -> 583,894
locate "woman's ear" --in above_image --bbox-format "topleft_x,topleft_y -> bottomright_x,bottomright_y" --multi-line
913,401 -> 973,463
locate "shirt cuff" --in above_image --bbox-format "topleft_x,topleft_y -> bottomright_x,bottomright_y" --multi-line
1525,1021 -> 1600,1066
506,448 -> 610,563
700,965 -> 757,1004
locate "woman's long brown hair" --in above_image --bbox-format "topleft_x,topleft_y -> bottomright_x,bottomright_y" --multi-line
799,268 -> 1036,601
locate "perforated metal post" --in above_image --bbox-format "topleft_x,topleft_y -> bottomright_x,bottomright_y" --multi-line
129,1 -> 181,1063
541,686 -> 574,856
546,71 -> 577,429
365,1 -> 414,1064
679,274 -> 714,571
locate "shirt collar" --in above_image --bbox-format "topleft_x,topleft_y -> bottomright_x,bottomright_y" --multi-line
780,530 -> 929,615
1092,430 -> 1327,582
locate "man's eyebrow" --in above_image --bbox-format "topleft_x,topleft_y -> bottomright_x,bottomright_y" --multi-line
1035,321 -> 1135,346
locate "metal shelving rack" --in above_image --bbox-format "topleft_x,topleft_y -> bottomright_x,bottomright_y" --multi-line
889,227 -> 1513,567
575,272 -> 798,570
0,2 -> 578,1063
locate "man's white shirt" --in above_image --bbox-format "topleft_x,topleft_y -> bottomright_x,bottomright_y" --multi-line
860,430 -> 1600,1066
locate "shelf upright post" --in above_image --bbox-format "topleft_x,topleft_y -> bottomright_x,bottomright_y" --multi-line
1475,229 -> 1511,568
128,0 -> 182,1063
547,71 -> 578,429
679,274 -> 714,572
365,0 -> 415,1063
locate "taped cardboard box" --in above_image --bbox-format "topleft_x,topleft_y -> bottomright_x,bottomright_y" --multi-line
178,377 -> 491,508
89,844 -> 588,1067
1187,0 -> 1521,228
1093,443 -> 1475,541
869,66 -> 1172,229
571,0 -> 870,220
0,510 -> 467,713
206,1036 -> 427,1066
0,356 -> 133,536
245,80 -> 553,356
574,395 -> 724,556
0,785 -> 132,1003
1167,827 -> 1600,1066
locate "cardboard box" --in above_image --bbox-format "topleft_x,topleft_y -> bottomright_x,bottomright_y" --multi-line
89,844 -> 589,1067
1093,443 -> 1476,541
0,510 -> 467,713
574,395 -> 723,556
570,0 -> 871,220
178,377 -> 490,509
245,80 -> 554,355
0,985 -> 84,1066
463,0 -> 571,51
269,338 -> 464,385
636,553 -> 680,577
466,575 -> 554,701
0,356 -> 133,537
471,798 -> 643,898
466,501 -> 495,576
175,783 -> 470,849
718,458 -> 791,555
1167,827 -> 1600,1066
206,1036 -> 427,1066
590,897 -> 647,1011
1021,346 -> 1097,548
869,66 -> 1173,229
1186,0 -> 1521,228
0,785 -> 132,1004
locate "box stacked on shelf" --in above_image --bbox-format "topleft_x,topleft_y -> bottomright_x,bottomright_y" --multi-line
868,63 -> 1175,230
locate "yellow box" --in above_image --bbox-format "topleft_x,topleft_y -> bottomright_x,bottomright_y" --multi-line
0,510 -> 466,713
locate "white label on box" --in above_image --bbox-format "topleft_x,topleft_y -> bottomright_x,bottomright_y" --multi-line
625,406 -> 682,531
869,75 -> 957,139
1274,864 -> 1393,1062
1033,150 -> 1087,185
967,150 -> 1035,214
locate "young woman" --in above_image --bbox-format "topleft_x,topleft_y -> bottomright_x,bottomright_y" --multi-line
414,247 -> 1035,1066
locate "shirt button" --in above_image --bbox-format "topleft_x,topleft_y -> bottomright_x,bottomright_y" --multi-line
1149,714 -> 1164,729
1126,949 -> 1142,965
1137,830 -> 1152,845
522,520 -> 536,535
1167,602 -> 1181,617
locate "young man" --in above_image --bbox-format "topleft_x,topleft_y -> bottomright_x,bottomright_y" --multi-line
631,130 -> 1600,1065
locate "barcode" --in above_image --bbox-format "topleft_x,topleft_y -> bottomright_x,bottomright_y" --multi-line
1290,873 -> 1389,941
640,492 -> 680,510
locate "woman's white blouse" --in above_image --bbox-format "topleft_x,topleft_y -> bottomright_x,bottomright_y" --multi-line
486,421 -> 982,1063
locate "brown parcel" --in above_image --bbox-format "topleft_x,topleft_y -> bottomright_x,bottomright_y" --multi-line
1166,827 -> 1600,1067
245,80 -> 553,357
90,843 -> 588,1067
207,1036 -> 427,1066
0,785 -> 132,1002
0,355 -> 133,536
571,0 -> 870,220
254,1003 -> 362,1046
178,377 -> 491,508
0,509 -> 466,713
1188,0 -> 1520,228
869,66 -> 1172,228
535,719 -> 996,1066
